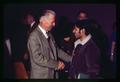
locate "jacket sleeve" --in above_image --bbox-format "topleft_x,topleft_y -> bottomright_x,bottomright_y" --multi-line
27,33 -> 58,69
57,47 -> 72,62
50,33 -> 72,63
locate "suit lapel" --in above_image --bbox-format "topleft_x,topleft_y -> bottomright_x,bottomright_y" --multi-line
36,27 -> 57,60
48,34 -> 57,60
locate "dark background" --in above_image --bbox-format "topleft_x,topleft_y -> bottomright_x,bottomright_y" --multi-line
4,4 -> 116,41
3,3 -> 116,79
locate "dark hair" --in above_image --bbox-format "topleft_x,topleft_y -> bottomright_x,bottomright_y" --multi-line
74,20 -> 92,35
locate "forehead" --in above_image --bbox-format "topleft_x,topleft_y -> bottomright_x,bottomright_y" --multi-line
47,14 -> 55,23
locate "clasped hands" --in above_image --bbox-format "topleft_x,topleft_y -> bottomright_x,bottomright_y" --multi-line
56,61 -> 65,70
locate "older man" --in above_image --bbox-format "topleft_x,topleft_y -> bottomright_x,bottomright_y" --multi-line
27,10 -> 72,79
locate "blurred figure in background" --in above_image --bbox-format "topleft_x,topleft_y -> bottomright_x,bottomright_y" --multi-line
24,14 -> 37,36
11,13 -> 36,78
4,34 -> 14,78
110,22 -> 116,78
21,13 -> 37,77
77,11 -> 88,20
53,16 -> 74,55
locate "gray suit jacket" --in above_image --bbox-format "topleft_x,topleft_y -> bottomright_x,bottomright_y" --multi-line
27,26 -> 72,79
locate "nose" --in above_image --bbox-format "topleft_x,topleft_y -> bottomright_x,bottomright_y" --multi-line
72,29 -> 75,33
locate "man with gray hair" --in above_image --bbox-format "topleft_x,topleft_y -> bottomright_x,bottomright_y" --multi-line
27,10 -> 72,79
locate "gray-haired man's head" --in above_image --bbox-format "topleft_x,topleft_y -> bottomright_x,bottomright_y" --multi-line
39,10 -> 56,31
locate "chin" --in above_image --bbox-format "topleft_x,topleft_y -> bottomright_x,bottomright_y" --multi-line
76,36 -> 80,39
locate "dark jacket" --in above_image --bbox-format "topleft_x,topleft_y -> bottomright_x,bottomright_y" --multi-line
69,38 -> 100,79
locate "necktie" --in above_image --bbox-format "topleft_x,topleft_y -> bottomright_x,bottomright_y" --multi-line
46,32 -> 55,58
46,32 -> 57,78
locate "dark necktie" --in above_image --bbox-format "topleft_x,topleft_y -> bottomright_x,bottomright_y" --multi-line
46,32 -> 57,78
46,32 -> 55,58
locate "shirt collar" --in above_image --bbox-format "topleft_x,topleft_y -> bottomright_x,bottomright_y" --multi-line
38,25 -> 48,38
74,34 -> 92,48
74,39 -> 81,48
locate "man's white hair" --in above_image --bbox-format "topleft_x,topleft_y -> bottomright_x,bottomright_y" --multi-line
39,10 -> 56,23
44,10 -> 56,16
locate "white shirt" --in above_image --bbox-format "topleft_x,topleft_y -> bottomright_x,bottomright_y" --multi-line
74,34 -> 92,48
38,25 -> 48,38
30,21 -> 35,28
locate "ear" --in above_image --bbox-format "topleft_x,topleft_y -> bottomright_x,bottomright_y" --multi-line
82,28 -> 85,32
80,28 -> 85,33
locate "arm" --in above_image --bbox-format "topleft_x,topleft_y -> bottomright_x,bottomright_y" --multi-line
57,47 -> 72,62
50,33 -> 72,63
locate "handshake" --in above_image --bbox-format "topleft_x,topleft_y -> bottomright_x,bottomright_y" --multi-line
56,61 -> 65,70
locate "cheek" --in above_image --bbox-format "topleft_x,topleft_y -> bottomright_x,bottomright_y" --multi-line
44,22 -> 49,27
48,22 -> 53,27
46,21 -> 51,26
76,33 -> 79,36
76,31 -> 80,37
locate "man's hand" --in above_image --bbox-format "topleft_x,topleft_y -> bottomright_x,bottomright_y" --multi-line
57,61 -> 65,70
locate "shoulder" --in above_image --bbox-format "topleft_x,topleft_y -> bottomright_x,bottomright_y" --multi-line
28,27 -> 42,40
86,39 -> 99,50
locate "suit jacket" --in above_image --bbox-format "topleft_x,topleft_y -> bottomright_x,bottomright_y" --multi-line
69,38 -> 100,79
27,26 -> 72,79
